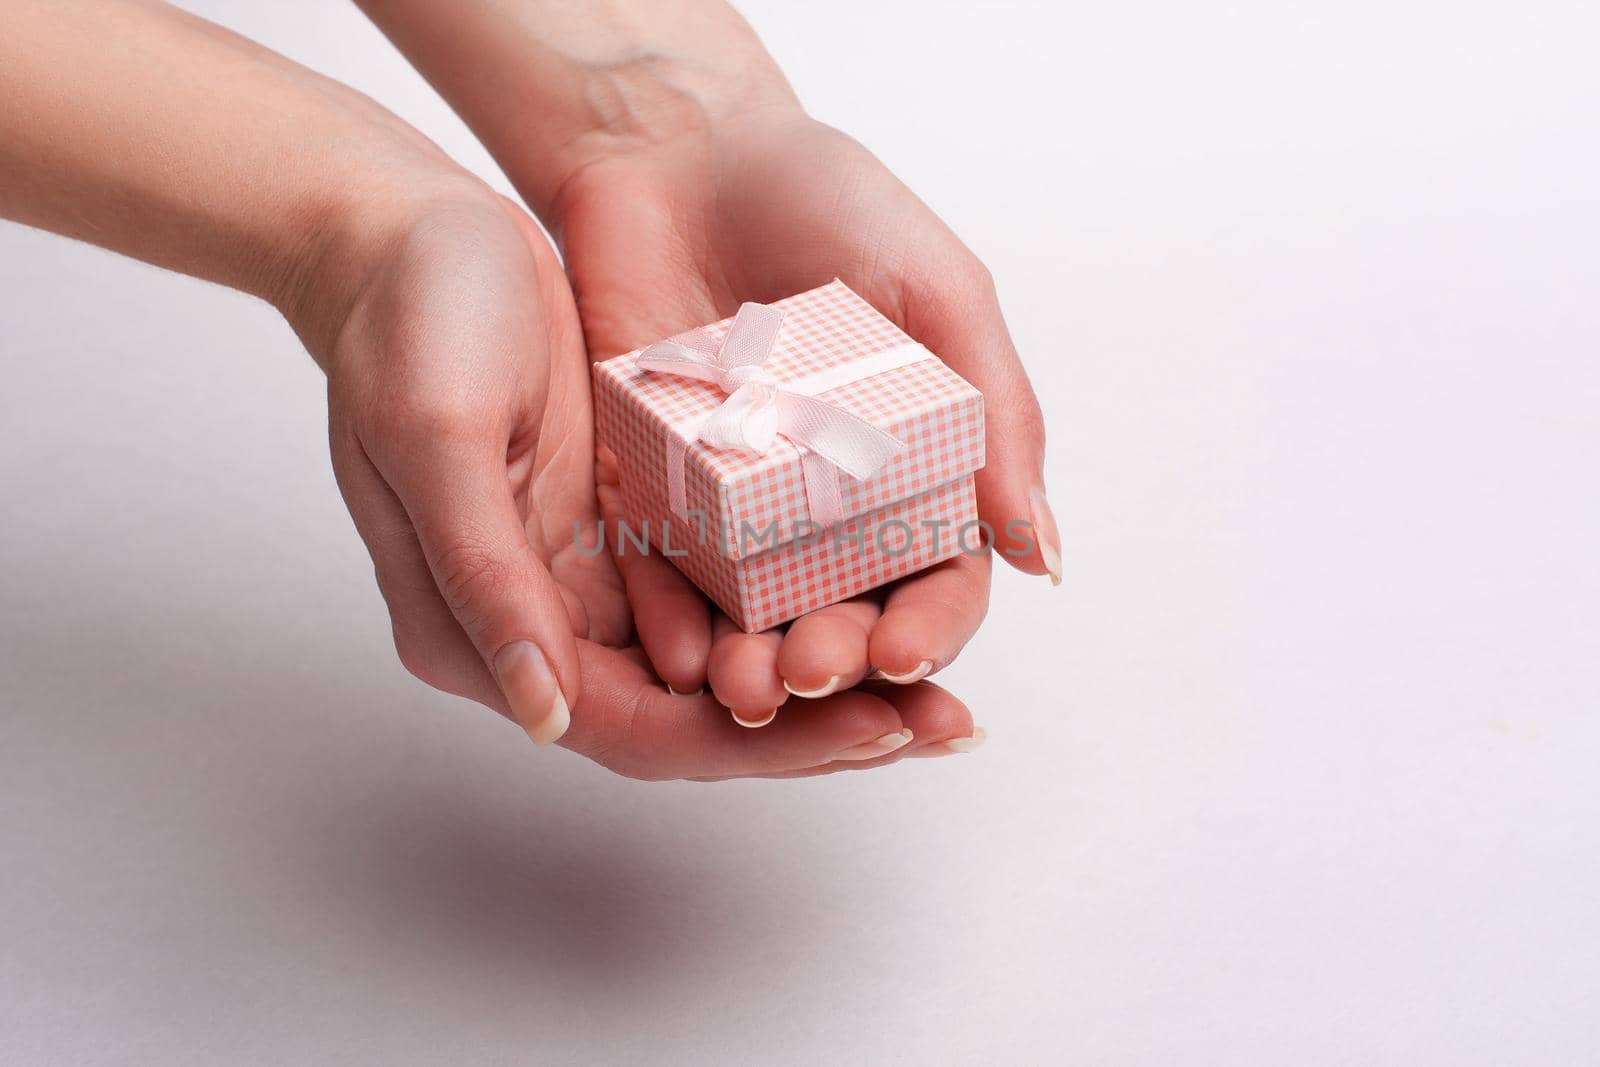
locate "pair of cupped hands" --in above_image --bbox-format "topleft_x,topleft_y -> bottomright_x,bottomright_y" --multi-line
312,108 -> 1055,781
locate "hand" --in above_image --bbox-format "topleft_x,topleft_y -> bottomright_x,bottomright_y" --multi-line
312,186 -> 624,742
303,182 -> 983,778
2,0 -> 995,780
348,0 -> 1031,763
545,106 -> 1059,737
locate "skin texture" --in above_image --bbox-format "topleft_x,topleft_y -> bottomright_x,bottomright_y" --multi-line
1,0 -> 996,779
358,0 -> 1061,737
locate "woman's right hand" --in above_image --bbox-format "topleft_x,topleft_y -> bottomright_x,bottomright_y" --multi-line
2,0 -> 980,781
309,183 -> 619,745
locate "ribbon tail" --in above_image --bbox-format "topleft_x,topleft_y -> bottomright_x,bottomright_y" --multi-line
664,428 -> 691,515
719,303 -> 786,370
775,392 -> 907,480
635,339 -> 724,384
799,450 -> 845,528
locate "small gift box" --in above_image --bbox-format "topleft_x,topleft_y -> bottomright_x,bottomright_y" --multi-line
593,280 -> 985,633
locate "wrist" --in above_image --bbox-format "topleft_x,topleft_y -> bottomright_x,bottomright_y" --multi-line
542,47 -> 800,182
357,0 -> 802,223
274,162 -> 498,370
534,66 -> 806,241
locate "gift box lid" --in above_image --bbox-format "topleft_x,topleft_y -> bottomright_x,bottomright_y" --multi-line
594,280 -> 985,561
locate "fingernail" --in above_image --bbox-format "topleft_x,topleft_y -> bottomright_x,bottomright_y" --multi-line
1030,488 -> 1063,586
878,660 -> 932,685
667,686 -> 705,697
731,707 -> 778,728
832,729 -> 914,762
910,727 -> 988,756
783,674 -> 842,699
493,641 -> 570,746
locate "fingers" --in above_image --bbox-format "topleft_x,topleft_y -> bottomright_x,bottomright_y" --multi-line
366,426 -> 580,746
908,270 -> 1061,585
877,680 -> 982,759
595,479 -> 712,694
706,613 -> 788,727
329,430 -> 508,713
776,598 -> 881,698
868,551 -> 991,683
562,641 -> 917,781
659,557 -> 984,727
689,680 -> 984,781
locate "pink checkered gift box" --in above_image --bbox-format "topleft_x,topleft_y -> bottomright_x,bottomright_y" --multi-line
593,280 -> 985,633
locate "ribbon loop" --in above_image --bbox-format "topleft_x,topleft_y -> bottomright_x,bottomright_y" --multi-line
637,300 -> 916,528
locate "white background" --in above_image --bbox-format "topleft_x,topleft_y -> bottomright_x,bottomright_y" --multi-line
3,1 -> 1598,1063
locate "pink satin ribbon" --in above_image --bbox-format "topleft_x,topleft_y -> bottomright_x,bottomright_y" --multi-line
636,302 -> 925,531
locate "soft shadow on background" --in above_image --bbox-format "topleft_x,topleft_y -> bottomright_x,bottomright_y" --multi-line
2,470 -> 987,1063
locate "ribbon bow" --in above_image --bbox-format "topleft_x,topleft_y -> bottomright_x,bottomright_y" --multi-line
638,302 -> 920,527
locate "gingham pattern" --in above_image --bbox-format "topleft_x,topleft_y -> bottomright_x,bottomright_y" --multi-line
738,476 -> 979,631
595,281 -> 985,551
593,280 -> 986,632
616,475 -> 980,633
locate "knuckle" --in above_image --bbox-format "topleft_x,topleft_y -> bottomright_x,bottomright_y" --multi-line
1013,393 -> 1047,453
392,625 -> 446,690
962,256 -> 997,296
984,374 -> 1046,462
432,536 -> 511,629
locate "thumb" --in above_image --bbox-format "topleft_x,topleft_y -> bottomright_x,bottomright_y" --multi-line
911,270 -> 1061,585
378,431 -> 582,746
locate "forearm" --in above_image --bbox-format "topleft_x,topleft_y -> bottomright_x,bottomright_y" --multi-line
354,0 -> 798,220
0,0 -> 479,358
